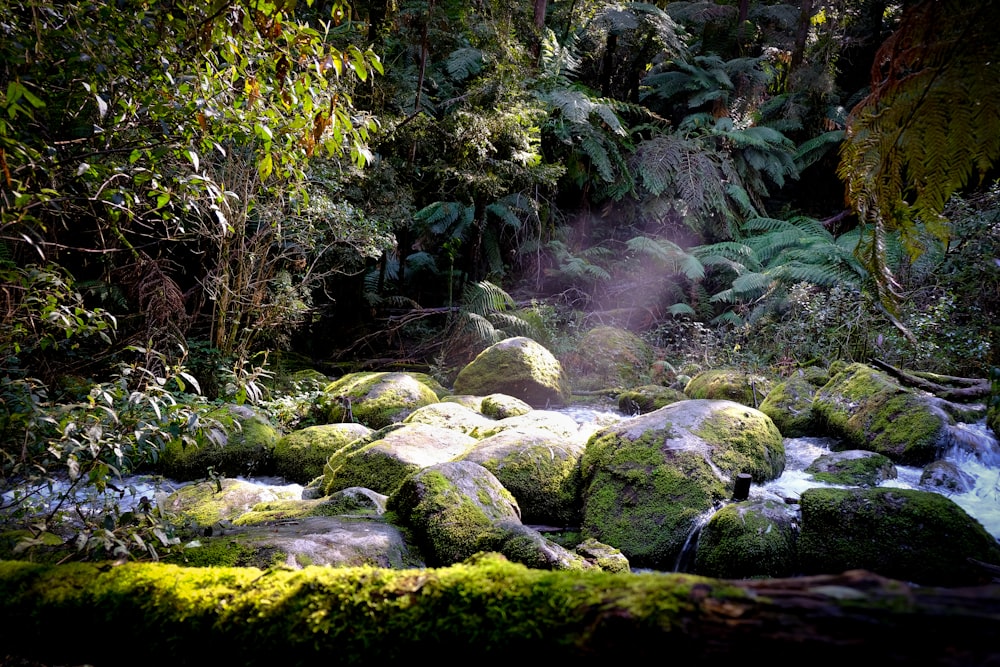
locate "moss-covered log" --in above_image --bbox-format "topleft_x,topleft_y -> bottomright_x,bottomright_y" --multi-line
1,555 -> 999,665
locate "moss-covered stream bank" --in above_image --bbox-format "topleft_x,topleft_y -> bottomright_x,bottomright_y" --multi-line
1,554 -> 999,665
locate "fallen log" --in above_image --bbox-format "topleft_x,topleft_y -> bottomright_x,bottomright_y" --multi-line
0,555 -> 998,666
871,358 -> 990,401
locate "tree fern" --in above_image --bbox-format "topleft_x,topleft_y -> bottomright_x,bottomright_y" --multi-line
838,0 -> 1000,310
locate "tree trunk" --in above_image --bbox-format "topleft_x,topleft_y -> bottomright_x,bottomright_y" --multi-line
871,358 -> 990,401
1,558 -> 999,666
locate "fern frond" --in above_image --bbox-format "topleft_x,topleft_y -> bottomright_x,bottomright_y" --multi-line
446,47 -> 483,81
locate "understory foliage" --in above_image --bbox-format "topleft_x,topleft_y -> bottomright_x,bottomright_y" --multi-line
1,0 -> 998,563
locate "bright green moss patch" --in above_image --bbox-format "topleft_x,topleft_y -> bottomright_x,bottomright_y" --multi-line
0,555 -> 756,665
693,406 -> 785,482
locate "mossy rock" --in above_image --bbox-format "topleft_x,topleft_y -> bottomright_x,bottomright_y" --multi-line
989,402 -> 999,439
798,487 -> 1000,586
477,409 -> 583,443
758,375 -> 817,437
693,499 -> 799,579
322,423 -> 477,496
574,537 -> 631,573
684,369 -> 773,407
812,363 -> 950,465
480,393 -> 533,419
460,427 -> 586,526
158,406 -> 278,481
161,478 -> 303,530
579,399 -> 785,569
616,385 -> 686,415
386,461 -> 521,566
919,460 -> 976,493
402,401 -> 497,437
177,515 -> 423,569
232,487 -> 388,525
492,520 -> 593,571
439,394 -> 483,411
321,372 -> 440,428
805,450 -> 897,487
453,337 -> 571,407
272,423 -> 372,483
560,326 -> 654,391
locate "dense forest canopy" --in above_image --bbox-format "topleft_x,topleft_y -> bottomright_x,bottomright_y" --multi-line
1,0 -> 999,560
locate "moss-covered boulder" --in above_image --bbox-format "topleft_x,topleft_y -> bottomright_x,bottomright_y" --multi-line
321,372 -> 440,428
158,406 -> 278,481
161,478 -> 302,530
453,337 -> 571,407
920,460 -> 976,493
480,393 -> 533,419
798,487 -> 1000,586
460,427 -> 585,526
579,399 -> 785,569
684,369 -> 773,407
401,401 -> 496,436
560,326 -> 654,391
758,375 -> 817,437
478,409 -> 584,442
812,362 -> 951,465
322,423 -> 477,496
272,423 -> 372,483
178,516 -> 422,569
805,450 -> 897,487
386,460 -> 521,565
616,385 -> 686,415
574,538 -> 630,573
693,499 -> 799,579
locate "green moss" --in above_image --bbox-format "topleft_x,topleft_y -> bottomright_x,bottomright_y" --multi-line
164,538 -> 266,567
684,369 -> 772,406
158,410 -> 278,481
814,363 -> 947,465
617,386 -> 686,414
322,372 -> 439,428
693,501 -> 798,579
798,487 -> 1000,586
693,406 -> 785,482
453,337 -> 571,407
758,376 -> 817,437
580,428 -> 725,569
0,555 -> 766,665
805,451 -> 896,487
273,423 -> 371,483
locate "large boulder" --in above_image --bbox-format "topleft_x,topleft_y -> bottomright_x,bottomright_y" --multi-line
272,423 -> 373,483
758,374 -> 817,437
321,372 -> 440,428
579,399 -> 785,569
161,478 -> 302,529
693,499 -> 800,579
459,427 -> 585,526
158,405 -> 278,481
387,461 -> 588,570
386,460 -> 521,565
453,337 -> 571,407
401,401 -> 496,437
797,487 -> 1000,586
560,326 -> 654,390
322,423 -> 477,496
477,409 -> 584,442
813,363 -> 951,465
